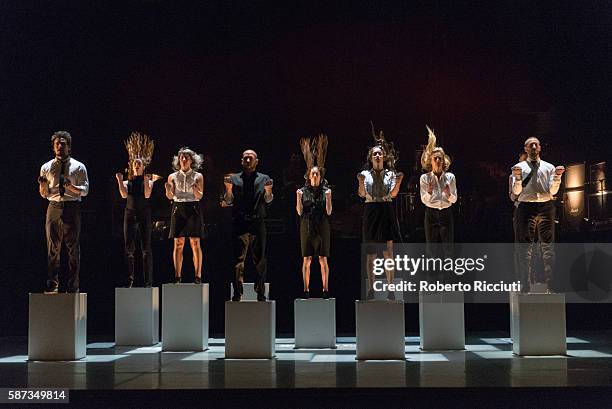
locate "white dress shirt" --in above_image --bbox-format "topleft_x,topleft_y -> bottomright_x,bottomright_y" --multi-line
511,159 -> 561,202
360,169 -> 397,202
171,169 -> 201,202
420,171 -> 457,210
509,175 -> 519,208
40,157 -> 89,202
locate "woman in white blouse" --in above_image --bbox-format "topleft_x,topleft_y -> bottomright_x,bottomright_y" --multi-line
419,126 -> 457,256
357,144 -> 403,300
165,147 -> 205,284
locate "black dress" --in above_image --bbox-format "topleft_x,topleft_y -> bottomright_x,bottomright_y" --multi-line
300,185 -> 331,257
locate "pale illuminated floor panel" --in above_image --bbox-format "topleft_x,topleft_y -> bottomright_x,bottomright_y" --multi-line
1,332 -> 612,390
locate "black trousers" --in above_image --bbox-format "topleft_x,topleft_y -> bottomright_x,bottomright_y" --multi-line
424,206 -> 454,258
516,201 -> 555,286
233,223 -> 267,295
45,201 -> 81,291
124,208 -> 153,286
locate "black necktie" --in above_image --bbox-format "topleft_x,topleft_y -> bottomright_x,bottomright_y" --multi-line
521,161 -> 538,187
59,160 -> 68,197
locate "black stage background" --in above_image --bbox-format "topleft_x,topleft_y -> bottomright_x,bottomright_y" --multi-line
2,1 -> 612,337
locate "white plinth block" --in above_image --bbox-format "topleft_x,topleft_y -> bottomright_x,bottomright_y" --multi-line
355,301 -> 405,360
115,287 -> 159,346
510,292 -> 566,356
28,293 -> 87,361
225,301 -> 275,358
365,278 -> 405,301
294,298 -> 336,349
162,284 -> 209,351
232,282 -> 270,301
419,291 -> 465,350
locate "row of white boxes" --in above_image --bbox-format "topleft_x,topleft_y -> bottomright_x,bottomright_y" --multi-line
28,285 -> 567,361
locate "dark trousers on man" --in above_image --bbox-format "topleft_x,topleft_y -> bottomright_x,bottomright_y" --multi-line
45,201 -> 81,291
516,201 -> 555,290
124,208 -> 153,287
233,222 -> 267,297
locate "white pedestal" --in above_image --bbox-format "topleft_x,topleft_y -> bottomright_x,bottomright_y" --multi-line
419,291 -> 465,350
225,301 -> 275,358
355,301 -> 405,360
162,284 -> 209,351
115,287 -> 159,346
294,298 -> 336,349
365,278 -> 404,301
232,282 -> 270,301
510,292 -> 566,356
28,293 -> 87,361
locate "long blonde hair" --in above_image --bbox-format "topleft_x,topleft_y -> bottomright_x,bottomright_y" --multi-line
124,132 -> 154,180
420,125 -> 451,172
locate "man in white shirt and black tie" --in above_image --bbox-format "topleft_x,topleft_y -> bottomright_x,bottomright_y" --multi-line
511,136 -> 564,293
38,131 -> 89,293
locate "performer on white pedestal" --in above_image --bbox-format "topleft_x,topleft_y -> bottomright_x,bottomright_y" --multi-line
115,132 -> 157,288
419,125 -> 457,258
511,137 -> 565,293
357,124 -> 403,300
296,134 -> 332,299
38,131 -> 89,293
510,150 -> 528,282
222,149 -> 273,301
165,147 -> 205,284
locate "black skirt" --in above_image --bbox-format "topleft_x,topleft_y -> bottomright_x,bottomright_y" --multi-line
362,201 -> 401,243
300,217 -> 331,257
169,202 -> 203,238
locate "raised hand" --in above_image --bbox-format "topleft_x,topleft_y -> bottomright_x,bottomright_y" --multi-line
357,173 -> 366,183
264,178 -> 273,194
224,174 -> 233,192
512,166 -> 522,178
555,165 -> 565,176
442,183 -> 451,197
115,172 -> 124,182
427,178 -> 434,195
38,175 -> 48,185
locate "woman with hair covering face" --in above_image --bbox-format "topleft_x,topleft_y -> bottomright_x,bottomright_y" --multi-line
115,132 -> 156,287
296,134 -> 332,299
357,124 -> 404,300
165,147 -> 205,284
419,126 -> 457,258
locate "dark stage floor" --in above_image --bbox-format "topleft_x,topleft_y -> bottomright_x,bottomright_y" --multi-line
2,332 -> 612,407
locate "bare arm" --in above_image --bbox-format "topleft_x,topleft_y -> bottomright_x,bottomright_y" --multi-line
325,188 -> 332,216
222,175 -> 234,205
390,172 -> 403,199
264,178 -> 274,203
143,174 -> 153,199
165,175 -> 175,200
192,173 -> 204,200
116,173 -> 128,198
357,173 -> 366,198
296,188 -> 303,215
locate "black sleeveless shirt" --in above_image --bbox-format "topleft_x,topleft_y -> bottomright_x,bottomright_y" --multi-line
126,176 -> 148,211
